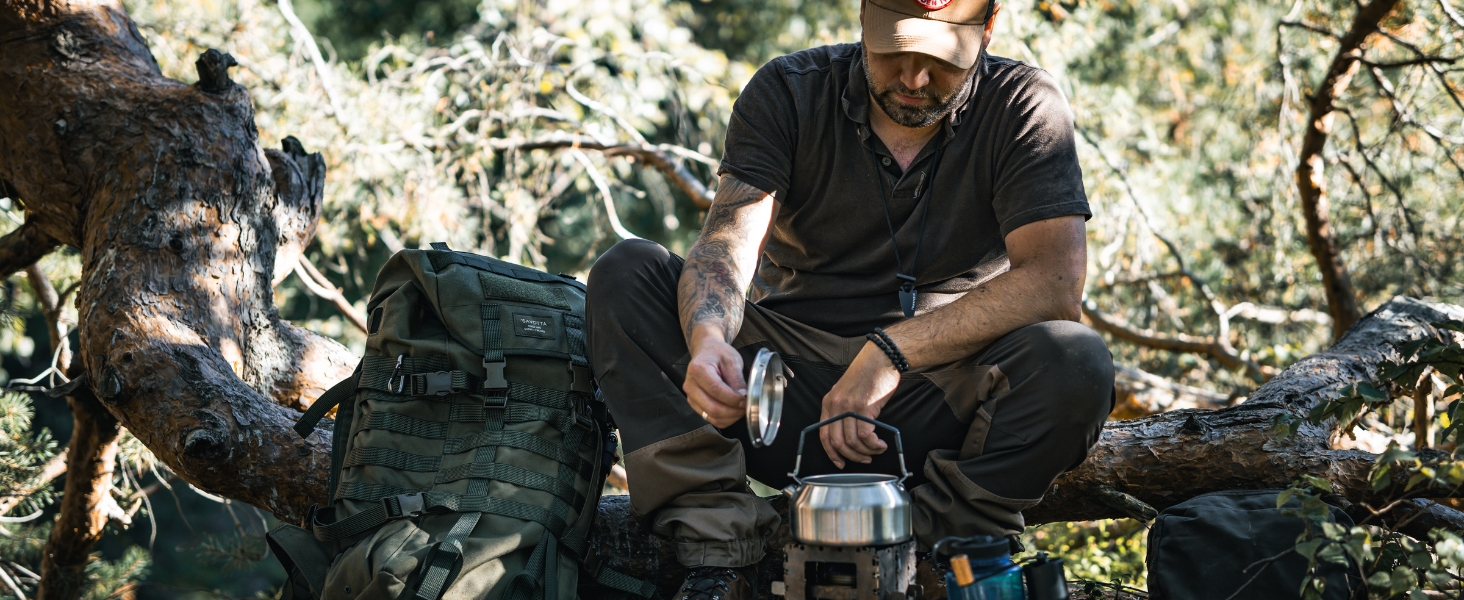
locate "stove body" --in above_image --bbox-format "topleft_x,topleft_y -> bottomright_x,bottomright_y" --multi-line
773,540 -> 919,600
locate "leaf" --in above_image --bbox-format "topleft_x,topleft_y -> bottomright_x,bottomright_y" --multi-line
1357,382 -> 1389,403
1406,473 -> 1428,491
1378,445 -> 1417,465
1390,567 -> 1415,593
1303,474 -> 1335,493
1295,538 -> 1324,560
1277,488 -> 1297,508
1408,550 -> 1433,569
1367,571 -> 1391,589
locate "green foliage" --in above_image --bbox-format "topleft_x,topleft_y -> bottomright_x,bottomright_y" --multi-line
1285,319 -> 1464,446
1274,320 -> 1464,598
1022,519 -> 1148,589
82,546 -> 151,600
292,0 -> 482,62
0,391 -> 57,517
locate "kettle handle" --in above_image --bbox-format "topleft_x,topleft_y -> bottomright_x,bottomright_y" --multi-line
787,411 -> 910,485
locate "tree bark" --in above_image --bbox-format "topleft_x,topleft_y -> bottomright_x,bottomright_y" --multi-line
0,221 -> 60,279
1294,0 -> 1401,340
37,389 -> 121,600
0,0 -> 355,522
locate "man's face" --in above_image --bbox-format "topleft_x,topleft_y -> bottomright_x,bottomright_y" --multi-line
863,47 -> 978,128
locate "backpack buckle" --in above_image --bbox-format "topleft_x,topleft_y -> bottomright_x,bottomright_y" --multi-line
385,493 -> 424,519
483,360 -> 508,391
569,364 -> 594,394
422,371 -> 453,396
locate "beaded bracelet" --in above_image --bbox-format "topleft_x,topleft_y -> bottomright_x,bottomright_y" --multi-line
865,327 -> 910,372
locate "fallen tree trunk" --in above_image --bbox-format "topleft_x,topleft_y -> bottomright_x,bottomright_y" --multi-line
591,297 -> 1464,598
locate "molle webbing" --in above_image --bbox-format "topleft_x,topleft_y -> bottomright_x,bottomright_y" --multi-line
343,447 -> 442,472
316,490 -> 578,555
319,381 -> 593,549
564,314 -> 589,368
364,406 -> 577,438
482,304 -> 505,363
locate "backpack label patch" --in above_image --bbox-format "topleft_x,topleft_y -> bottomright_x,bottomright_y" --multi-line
513,312 -> 556,339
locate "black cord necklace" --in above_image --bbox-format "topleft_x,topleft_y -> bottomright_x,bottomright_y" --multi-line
862,43 -> 988,319
866,142 -> 946,318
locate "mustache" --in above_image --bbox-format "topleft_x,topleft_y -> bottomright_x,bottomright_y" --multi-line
877,83 -> 936,101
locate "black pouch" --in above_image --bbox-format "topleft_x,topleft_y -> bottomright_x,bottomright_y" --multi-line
1147,489 -> 1357,600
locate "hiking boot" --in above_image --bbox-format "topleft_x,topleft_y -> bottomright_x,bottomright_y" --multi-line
676,565 -> 756,600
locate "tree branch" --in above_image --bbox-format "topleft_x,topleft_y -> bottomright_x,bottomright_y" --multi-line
1442,0 -> 1464,29
0,449 -> 66,517
1,3 -> 351,521
25,265 -> 120,600
0,221 -> 59,280
1110,363 -> 1232,419
490,133 -> 716,209
38,389 -> 121,600
1280,19 -> 1343,39
293,257 -> 367,333
1294,0 -> 1402,340
1082,299 -> 1268,382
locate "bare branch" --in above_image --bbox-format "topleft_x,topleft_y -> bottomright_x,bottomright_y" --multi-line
1294,0 -> 1402,340
491,133 -> 716,209
0,449 -> 66,517
276,0 -> 345,123
1361,56 -> 1460,68
1112,363 -> 1233,419
1441,0 -> 1464,29
1083,299 -> 1269,382
1280,19 -> 1343,39
24,265 -> 71,373
570,150 -> 641,241
294,257 -> 368,333
0,221 -> 59,280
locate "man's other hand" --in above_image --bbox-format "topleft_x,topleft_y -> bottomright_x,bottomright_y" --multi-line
820,343 -> 900,468
684,326 -> 748,429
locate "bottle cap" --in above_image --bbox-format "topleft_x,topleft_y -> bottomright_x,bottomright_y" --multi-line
951,554 -> 974,586
945,535 -> 1010,561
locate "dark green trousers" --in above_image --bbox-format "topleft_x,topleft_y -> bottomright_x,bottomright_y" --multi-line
585,239 -> 1113,568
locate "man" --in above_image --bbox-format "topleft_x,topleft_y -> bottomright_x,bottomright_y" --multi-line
585,0 -> 1114,597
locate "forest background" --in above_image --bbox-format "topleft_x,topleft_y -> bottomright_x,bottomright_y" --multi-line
0,0 -> 1460,596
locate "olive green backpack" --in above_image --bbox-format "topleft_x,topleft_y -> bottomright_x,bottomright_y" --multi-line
266,244 -> 655,600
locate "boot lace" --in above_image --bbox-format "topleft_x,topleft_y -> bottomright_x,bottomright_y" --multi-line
678,566 -> 742,600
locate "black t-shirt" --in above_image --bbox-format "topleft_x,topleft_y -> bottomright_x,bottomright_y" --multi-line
717,43 -> 1090,337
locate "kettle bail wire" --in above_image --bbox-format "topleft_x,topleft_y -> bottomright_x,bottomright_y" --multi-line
787,411 -> 911,485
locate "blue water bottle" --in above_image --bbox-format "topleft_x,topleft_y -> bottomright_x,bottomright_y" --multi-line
940,536 -> 1025,600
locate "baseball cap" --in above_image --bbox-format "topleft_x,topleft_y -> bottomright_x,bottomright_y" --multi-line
863,0 -> 992,70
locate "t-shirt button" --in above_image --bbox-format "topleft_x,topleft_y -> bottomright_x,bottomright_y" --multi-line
881,157 -> 891,166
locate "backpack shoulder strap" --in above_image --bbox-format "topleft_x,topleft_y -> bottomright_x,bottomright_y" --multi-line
294,364 -> 363,438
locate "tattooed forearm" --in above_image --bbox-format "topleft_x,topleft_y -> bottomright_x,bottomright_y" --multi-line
677,175 -> 776,345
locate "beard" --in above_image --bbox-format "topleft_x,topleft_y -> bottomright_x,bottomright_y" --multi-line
864,49 -> 976,128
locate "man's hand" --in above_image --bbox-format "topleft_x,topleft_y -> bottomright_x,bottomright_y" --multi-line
684,325 -> 748,429
820,342 -> 901,468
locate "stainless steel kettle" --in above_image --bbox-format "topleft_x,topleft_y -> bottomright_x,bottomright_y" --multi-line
782,412 -> 913,547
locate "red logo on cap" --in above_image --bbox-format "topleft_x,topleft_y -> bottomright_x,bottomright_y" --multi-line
915,0 -> 954,9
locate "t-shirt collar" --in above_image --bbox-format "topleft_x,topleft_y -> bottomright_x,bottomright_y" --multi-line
843,43 -> 984,132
